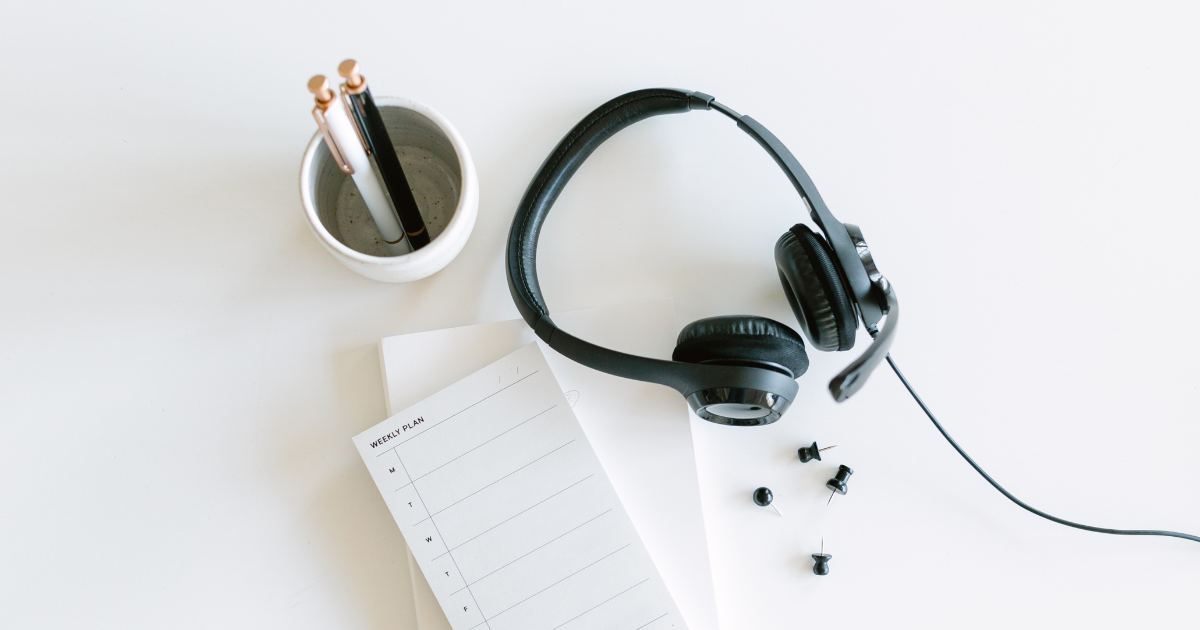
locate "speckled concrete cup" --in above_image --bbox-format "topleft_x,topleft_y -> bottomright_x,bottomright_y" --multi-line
299,96 -> 478,282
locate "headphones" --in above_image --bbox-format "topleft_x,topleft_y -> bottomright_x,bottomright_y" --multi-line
506,88 -> 898,426
506,87 -> 1200,545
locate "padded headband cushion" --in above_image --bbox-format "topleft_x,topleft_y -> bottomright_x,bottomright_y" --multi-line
775,224 -> 857,352
506,89 -> 714,326
673,315 -> 809,378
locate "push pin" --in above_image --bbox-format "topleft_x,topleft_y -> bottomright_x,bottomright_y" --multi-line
753,487 -> 782,516
825,465 -> 854,505
812,539 -> 832,576
797,441 -> 836,463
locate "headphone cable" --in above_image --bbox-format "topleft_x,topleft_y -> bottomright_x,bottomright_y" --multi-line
885,354 -> 1200,544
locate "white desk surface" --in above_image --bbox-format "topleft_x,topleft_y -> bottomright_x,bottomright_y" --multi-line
3,2 -> 1199,628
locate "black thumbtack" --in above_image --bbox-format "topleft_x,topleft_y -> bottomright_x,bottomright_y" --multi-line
797,441 -> 837,463
825,465 -> 854,505
812,539 -> 832,576
753,487 -> 782,516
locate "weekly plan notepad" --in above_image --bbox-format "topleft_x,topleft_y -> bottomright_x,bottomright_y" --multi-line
354,342 -> 687,630
380,300 -> 716,630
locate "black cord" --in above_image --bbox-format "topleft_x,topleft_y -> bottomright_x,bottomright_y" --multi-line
885,354 -> 1200,544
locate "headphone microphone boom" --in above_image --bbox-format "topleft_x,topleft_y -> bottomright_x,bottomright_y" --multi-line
506,88 -> 896,425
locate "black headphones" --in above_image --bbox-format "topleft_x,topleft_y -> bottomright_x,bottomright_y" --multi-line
506,88 -> 898,426
506,88 -> 1200,545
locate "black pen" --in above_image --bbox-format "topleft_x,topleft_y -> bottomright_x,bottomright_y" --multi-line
338,60 -> 431,249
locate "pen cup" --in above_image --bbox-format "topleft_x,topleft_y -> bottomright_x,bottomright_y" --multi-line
299,96 -> 478,282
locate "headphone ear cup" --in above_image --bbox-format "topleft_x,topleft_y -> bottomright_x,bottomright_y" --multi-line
775,224 -> 857,352
673,315 -> 809,379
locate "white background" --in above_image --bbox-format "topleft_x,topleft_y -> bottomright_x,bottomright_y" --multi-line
2,1 -> 1199,628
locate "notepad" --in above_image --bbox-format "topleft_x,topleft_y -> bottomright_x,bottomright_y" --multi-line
379,300 -> 717,630
354,342 -> 688,630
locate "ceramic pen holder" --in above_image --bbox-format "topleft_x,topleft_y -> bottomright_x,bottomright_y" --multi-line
299,96 -> 478,282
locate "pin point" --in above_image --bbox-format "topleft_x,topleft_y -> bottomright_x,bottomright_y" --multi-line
753,487 -> 782,516
812,539 -> 832,576
797,441 -> 837,463
826,465 -> 854,505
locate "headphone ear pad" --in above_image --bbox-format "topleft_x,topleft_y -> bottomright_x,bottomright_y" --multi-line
775,224 -> 857,352
673,315 -> 809,379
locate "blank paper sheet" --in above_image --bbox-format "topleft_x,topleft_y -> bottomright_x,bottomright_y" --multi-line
354,342 -> 687,630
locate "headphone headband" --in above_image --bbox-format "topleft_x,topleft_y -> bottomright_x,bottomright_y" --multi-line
506,88 -> 896,410
508,89 -> 710,323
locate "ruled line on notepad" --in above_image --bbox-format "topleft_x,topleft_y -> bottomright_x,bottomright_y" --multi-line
375,370 -> 539,456
549,578 -> 651,630
412,440 -> 576,526
634,612 -> 669,629
466,544 -> 632,629
433,474 -> 595,560
394,405 -> 557,492
449,509 -> 613,596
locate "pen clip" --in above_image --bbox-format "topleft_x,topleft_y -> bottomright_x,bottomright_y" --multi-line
338,84 -> 371,156
312,106 -> 355,175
